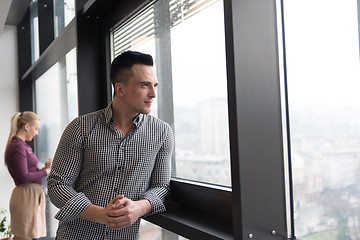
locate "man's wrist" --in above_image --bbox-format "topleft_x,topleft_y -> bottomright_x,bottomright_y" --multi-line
80,204 -> 105,224
137,199 -> 152,217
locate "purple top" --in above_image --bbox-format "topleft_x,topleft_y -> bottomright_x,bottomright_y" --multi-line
6,136 -> 47,185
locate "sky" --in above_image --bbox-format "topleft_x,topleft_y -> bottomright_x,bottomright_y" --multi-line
284,0 -> 360,108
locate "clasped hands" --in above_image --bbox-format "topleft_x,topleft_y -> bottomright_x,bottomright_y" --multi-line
100,195 -> 151,230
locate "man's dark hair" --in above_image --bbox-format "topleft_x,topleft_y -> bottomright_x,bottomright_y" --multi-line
110,51 -> 154,87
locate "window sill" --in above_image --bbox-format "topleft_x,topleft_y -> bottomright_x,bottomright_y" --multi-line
145,199 -> 233,240
144,180 -> 233,240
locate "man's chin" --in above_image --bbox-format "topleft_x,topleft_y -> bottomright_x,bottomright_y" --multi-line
140,108 -> 151,114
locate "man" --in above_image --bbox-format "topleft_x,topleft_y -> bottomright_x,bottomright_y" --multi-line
48,51 -> 174,239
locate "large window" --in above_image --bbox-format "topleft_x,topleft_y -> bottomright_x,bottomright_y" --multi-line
112,0 -> 231,187
284,0 -> 360,239
35,48 -> 78,239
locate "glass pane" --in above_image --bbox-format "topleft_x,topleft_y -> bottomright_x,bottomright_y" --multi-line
54,0 -> 76,37
284,0 -> 360,239
35,48 -> 78,239
170,0 -> 230,186
112,0 -> 231,187
30,0 -> 40,63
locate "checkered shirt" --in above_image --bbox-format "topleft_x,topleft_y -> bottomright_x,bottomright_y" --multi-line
48,103 -> 173,240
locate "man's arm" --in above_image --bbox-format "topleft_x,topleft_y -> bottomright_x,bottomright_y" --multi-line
47,118 -> 93,222
140,123 -> 174,215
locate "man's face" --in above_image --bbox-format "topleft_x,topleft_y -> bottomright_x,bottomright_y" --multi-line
115,64 -> 158,115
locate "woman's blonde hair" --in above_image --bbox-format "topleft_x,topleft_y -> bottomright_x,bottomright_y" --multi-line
4,112 -> 40,165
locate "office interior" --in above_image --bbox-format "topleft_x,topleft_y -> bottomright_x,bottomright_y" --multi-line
0,0 -> 359,239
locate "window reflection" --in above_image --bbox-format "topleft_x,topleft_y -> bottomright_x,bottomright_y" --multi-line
284,0 -> 360,239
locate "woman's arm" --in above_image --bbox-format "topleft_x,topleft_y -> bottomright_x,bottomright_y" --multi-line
11,149 -> 47,183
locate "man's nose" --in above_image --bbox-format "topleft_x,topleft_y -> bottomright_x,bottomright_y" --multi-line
149,86 -> 156,98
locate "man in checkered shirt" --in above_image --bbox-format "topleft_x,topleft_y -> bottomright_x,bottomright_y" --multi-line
48,51 -> 174,239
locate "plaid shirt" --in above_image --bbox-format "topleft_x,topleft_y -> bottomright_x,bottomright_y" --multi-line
48,103 -> 173,240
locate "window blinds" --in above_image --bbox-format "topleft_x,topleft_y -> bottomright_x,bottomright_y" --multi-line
112,0 -> 219,57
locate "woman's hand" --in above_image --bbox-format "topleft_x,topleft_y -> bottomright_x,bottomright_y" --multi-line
45,158 -> 53,175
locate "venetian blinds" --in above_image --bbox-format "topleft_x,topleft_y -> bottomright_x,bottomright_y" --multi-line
112,0 -> 219,58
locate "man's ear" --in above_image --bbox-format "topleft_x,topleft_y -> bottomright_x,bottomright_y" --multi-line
115,83 -> 125,96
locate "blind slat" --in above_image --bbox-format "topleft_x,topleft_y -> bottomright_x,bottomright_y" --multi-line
112,0 -> 219,57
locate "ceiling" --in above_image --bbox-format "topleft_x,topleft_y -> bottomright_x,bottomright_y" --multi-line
0,0 -> 12,32
0,0 -> 30,33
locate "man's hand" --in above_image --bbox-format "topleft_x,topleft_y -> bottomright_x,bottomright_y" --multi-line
106,196 -> 152,229
80,195 -> 152,230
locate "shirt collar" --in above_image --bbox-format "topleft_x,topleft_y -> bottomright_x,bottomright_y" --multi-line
105,102 -> 144,128
133,113 -> 144,127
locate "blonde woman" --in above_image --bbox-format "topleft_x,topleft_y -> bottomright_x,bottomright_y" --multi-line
4,112 -> 52,240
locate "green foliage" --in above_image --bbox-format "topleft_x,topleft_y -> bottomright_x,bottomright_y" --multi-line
0,209 -> 11,238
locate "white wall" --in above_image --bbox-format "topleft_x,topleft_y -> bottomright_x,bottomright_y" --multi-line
0,25 -> 18,225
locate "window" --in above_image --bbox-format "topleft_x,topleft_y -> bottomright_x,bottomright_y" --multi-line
54,0 -> 76,37
284,0 -> 360,239
112,0 -> 231,187
35,48 -> 78,238
30,0 -> 40,63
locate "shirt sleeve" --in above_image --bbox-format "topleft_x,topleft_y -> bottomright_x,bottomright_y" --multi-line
11,149 -> 47,183
47,118 -> 92,222
141,124 -> 174,215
